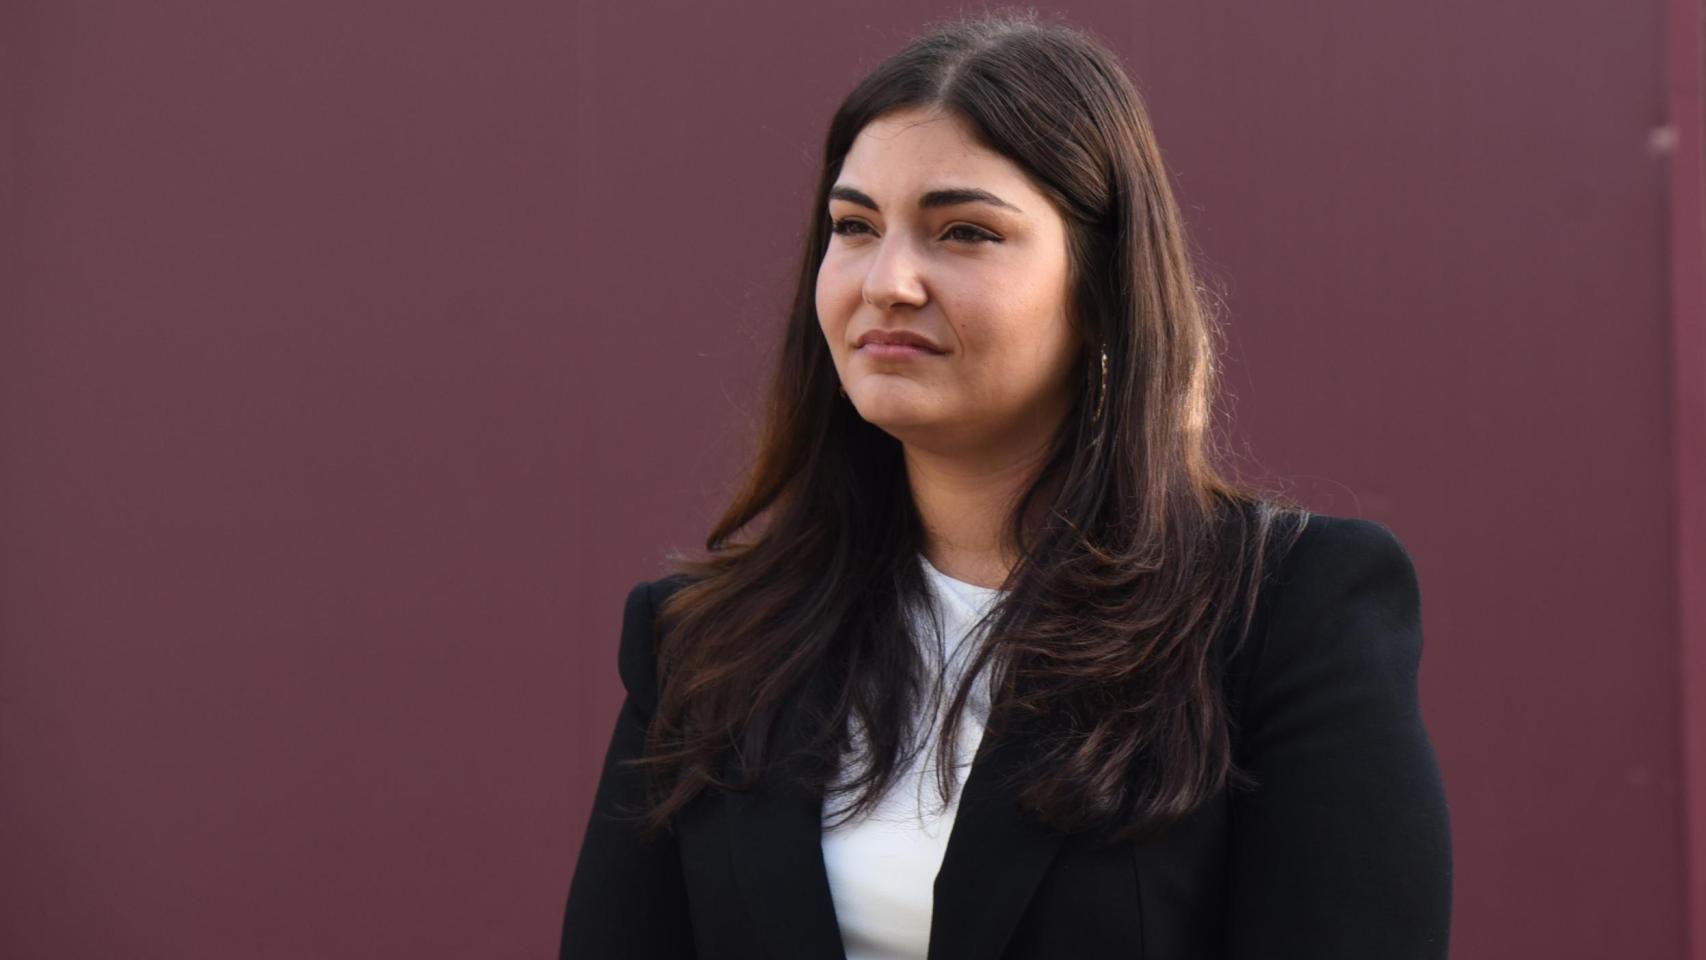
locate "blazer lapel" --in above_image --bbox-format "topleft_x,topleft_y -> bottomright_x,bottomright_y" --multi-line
926,712 -> 1065,960
724,659 -> 1066,960
725,660 -> 850,960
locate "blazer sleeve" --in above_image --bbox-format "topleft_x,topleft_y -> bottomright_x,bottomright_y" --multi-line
1225,516 -> 1453,958
559,578 -> 698,959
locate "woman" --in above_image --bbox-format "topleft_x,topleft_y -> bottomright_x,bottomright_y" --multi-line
561,11 -> 1451,959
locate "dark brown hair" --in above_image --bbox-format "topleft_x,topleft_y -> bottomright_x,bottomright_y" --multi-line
629,8 -> 1308,843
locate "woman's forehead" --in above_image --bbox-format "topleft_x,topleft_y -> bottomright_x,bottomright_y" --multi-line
837,116 -> 1038,213
845,112 -> 997,171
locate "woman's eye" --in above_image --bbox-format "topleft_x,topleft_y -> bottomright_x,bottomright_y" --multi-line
944,224 -> 999,244
828,218 -> 999,245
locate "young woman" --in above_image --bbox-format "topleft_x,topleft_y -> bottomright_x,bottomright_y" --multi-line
561,11 -> 1452,959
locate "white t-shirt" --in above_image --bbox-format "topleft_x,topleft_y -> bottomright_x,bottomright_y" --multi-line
820,553 -> 1006,960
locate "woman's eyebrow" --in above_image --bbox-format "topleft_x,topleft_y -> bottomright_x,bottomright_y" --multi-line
828,184 -> 1024,214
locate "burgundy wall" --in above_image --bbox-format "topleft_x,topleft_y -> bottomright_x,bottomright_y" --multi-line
2,2 -> 1699,957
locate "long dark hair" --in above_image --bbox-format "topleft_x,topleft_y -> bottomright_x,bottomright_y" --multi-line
628,9 -> 1308,843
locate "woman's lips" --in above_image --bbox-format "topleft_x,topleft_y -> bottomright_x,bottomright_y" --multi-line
856,343 -> 944,360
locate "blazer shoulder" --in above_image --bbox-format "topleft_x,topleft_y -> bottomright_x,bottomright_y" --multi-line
651,570 -> 699,605
1269,513 -> 1418,597
1258,512 -> 1422,650
613,571 -> 703,711
1229,513 -> 1425,718
613,579 -> 662,714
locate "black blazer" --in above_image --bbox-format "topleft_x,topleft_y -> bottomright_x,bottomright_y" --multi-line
560,514 -> 1452,959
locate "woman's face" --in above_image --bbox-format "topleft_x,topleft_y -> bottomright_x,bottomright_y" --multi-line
816,107 -> 1082,458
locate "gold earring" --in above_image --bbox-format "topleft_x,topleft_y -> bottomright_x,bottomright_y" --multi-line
1091,347 -> 1108,423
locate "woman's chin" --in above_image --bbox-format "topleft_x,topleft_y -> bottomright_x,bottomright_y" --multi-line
851,394 -> 951,434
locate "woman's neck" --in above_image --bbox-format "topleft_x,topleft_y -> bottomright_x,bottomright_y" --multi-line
904,439 -> 1058,590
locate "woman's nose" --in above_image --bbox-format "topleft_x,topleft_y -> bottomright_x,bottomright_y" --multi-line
860,236 -> 927,310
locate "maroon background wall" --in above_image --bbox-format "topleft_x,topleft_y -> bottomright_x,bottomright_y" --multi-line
3,2 -> 1701,958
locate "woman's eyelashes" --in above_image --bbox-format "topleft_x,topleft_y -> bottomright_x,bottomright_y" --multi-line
828,217 -> 1001,244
